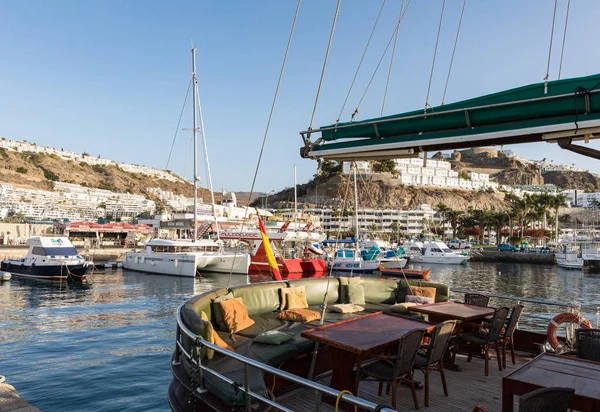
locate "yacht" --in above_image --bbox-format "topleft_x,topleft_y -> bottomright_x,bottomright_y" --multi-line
361,240 -> 408,269
329,248 -> 381,273
411,241 -> 469,265
122,238 -> 250,277
557,253 -> 584,270
581,242 -> 600,269
0,236 -> 91,282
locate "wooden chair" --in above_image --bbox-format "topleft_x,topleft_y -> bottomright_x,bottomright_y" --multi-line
455,307 -> 510,376
412,320 -> 458,407
356,329 -> 426,409
473,386 -> 575,412
500,304 -> 524,368
464,293 -> 490,307
576,328 -> 600,362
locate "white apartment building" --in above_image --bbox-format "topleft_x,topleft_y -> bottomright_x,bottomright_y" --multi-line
533,160 -> 586,173
306,204 -> 439,238
562,189 -> 600,208
342,157 -> 498,191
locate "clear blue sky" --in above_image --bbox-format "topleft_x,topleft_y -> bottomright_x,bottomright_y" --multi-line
2,0 -> 600,193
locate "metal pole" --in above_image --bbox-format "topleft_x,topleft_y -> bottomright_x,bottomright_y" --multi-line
294,165 -> 298,231
192,47 -> 198,242
244,364 -> 251,411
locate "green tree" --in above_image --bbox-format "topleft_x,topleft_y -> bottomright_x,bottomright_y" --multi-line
436,202 -> 450,241
447,209 -> 463,239
315,160 -> 342,179
372,160 -> 397,174
16,167 -> 27,174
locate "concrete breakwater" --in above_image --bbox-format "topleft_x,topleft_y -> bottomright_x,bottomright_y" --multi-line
470,249 -> 555,265
0,245 -> 127,263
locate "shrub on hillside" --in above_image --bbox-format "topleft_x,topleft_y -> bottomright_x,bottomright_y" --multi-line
16,167 -> 27,174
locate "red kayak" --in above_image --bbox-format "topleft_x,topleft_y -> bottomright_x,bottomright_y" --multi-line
378,265 -> 431,281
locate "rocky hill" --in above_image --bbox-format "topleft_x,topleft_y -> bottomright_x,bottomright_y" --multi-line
265,174 -> 509,211
0,148 -> 220,200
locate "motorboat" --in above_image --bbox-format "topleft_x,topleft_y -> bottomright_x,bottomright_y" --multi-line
410,242 -> 469,265
556,253 -> 584,270
122,238 -> 250,277
361,240 -> 408,269
0,236 -> 91,282
329,248 -> 380,273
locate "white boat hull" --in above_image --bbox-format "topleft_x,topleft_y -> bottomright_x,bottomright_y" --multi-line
123,251 -> 251,276
412,255 -> 468,265
379,258 -> 407,269
331,258 -> 380,273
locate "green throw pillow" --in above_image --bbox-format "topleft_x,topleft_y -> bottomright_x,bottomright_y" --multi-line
347,284 -> 365,305
253,330 -> 295,345
339,277 -> 362,303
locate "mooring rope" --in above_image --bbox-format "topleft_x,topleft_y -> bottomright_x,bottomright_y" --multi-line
424,0 -> 446,112
441,0 -> 467,105
557,0 -> 571,80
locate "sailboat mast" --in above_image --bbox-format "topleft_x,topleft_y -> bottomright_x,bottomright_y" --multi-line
353,165 -> 359,244
294,164 -> 297,231
193,48 -> 221,243
192,47 -> 198,243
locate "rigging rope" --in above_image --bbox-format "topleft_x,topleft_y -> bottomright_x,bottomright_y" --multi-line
166,79 -> 192,170
226,0 -> 301,286
424,0 -> 446,112
308,0 -> 341,131
354,0 -> 413,117
441,0 -> 466,106
336,0 -> 387,123
381,0 -> 404,116
558,0 -> 571,80
544,0 -> 559,93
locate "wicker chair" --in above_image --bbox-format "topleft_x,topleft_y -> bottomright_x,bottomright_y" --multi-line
576,328 -> 600,362
472,386 -> 575,412
464,293 -> 490,307
455,307 -> 510,376
356,329 -> 426,409
412,320 -> 458,407
500,304 -> 524,368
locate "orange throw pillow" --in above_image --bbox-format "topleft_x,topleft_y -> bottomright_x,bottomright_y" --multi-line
212,329 -> 233,352
219,297 -> 255,334
277,308 -> 321,323
411,286 -> 436,300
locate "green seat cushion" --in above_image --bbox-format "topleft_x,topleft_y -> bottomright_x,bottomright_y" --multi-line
347,284 -> 365,305
360,277 -> 398,304
253,331 -> 296,345
362,302 -> 394,313
231,281 -> 286,316
235,314 -> 289,338
287,278 -> 339,306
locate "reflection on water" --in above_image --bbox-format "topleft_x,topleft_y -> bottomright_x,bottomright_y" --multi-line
0,263 -> 599,411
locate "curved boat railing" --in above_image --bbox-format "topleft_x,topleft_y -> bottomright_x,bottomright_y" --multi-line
173,302 -> 397,412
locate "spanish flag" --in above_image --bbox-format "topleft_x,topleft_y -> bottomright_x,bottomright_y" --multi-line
258,211 -> 282,281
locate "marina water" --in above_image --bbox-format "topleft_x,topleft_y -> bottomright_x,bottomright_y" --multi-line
1,263 -> 599,411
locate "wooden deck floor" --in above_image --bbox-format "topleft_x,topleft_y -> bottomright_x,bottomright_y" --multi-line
276,352 -> 534,412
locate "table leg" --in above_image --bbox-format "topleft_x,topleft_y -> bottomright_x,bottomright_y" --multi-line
502,379 -> 513,412
324,347 -> 359,412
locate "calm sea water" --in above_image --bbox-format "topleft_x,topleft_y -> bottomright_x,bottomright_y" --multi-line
1,263 -> 599,411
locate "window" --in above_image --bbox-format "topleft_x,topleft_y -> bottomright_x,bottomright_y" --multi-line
43,247 -> 78,256
32,247 -> 45,256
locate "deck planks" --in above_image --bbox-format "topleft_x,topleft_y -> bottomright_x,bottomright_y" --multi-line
276,352 -> 531,412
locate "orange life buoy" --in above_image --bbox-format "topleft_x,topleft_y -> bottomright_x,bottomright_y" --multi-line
546,313 -> 592,349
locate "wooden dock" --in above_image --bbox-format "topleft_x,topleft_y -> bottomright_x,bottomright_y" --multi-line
276,352 -> 532,412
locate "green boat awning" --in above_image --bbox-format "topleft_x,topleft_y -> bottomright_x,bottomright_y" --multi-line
300,74 -> 600,160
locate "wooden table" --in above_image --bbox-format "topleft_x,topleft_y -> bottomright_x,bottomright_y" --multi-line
302,312 -> 433,397
408,301 -> 495,322
502,353 -> 600,412
409,302 -> 496,371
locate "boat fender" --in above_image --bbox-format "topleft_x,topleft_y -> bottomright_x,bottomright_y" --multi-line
174,258 -> 179,268
546,312 -> 592,349
140,256 -> 145,263
135,257 -> 139,264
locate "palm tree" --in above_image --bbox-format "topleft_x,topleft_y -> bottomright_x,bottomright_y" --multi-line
550,193 -> 567,242
447,210 -> 464,239
436,202 -> 450,241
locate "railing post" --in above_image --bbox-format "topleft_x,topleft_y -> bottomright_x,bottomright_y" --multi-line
244,364 -> 251,412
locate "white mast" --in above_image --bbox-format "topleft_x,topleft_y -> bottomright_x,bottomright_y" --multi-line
294,164 -> 297,231
353,164 -> 359,245
192,47 -> 198,242
192,47 -> 221,243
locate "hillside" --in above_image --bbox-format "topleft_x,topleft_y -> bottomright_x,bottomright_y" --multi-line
0,148 -> 220,200
264,174 -> 508,211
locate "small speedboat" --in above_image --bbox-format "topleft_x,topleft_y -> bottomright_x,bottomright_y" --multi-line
0,236 -> 91,282
557,254 -> 584,270
377,265 -> 431,280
